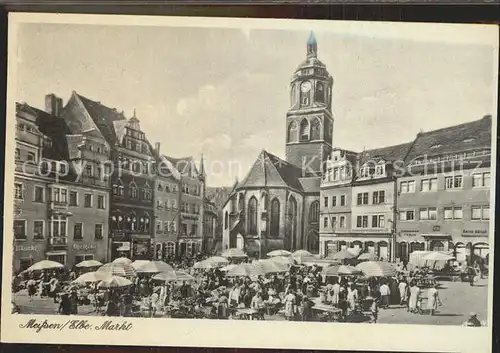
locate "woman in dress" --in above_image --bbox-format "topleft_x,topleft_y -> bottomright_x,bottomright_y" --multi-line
398,279 -> 408,306
283,290 -> 296,321
346,284 -> 359,315
408,281 -> 420,314
426,283 -> 442,316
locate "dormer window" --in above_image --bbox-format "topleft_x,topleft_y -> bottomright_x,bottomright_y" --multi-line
375,164 -> 385,176
360,167 -> 371,178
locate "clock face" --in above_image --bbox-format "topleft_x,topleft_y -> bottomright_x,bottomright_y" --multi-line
300,81 -> 312,92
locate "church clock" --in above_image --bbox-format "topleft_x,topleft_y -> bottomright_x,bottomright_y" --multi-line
285,31 -> 334,176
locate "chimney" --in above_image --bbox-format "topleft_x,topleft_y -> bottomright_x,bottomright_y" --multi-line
155,142 -> 161,155
45,93 -> 63,117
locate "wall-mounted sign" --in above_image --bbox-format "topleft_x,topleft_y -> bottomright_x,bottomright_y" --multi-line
72,244 -> 97,251
462,229 -> 488,237
14,245 -> 39,252
181,214 -> 199,221
400,231 -> 419,237
433,226 -> 441,231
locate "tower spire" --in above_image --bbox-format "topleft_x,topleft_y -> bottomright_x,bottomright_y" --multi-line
307,31 -> 317,58
199,153 -> 205,176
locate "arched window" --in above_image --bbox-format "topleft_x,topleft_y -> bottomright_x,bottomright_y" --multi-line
142,182 -> 152,201
270,198 -> 280,237
224,211 -> 229,230
287,121 -> 298,143
310,118 -> 321,140
309,201 -> 320,223
315,82 -> 325,103
126,214 -> 137,231
248,196 -> 258,234
324,118 -> 331,142
290,84 -> 297,106
142,213 -> 150,232
285,196 -> 298,251
300,119 -> 310,141
129,181 -> 138,199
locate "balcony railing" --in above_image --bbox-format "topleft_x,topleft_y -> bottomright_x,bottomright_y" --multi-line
50,201 -> 68,210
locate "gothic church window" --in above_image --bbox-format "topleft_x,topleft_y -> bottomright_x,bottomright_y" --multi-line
310,118 -> 321,140
248,196 -> 258,234
290,84 -> 297,106
315,82 -> 325,103
270,198 -> 280,237
300,119 -> 310,141
309,201 -> 320,223
288,121 -> 298,142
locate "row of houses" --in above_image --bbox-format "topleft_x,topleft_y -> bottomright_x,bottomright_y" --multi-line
13,92 -> 219,273
320,115 -> 492,264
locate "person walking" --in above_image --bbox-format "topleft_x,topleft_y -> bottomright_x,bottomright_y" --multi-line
283,290 -> 296,321
346,284 -> 359,315
408,281 -> 421,314
426,284 -> 442,316
398,280 -> 408,306
379,281 -> 391,309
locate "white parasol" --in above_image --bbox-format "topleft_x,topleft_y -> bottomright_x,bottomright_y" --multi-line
98,262 -> 136,277
75,260 -> 103,268
72,271 -> 110,284
267,250 -> 292,257
98,276 -> 133,289
112,257 -> 132,265
25,260 -> 64,272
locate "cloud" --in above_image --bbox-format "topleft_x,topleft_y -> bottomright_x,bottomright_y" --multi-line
201,133 -> 233,150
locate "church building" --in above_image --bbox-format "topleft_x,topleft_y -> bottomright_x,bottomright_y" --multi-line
221,32 -> 333,257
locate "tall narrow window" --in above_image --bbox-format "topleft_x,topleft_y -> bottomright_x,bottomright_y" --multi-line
248,197 -> 258,234
309,201 -> 320,223
315,82 -> 325,103
299,119 -> 310,141
270,198 -> 280,237
287,121 -> 298,143
310,118 -> 321,140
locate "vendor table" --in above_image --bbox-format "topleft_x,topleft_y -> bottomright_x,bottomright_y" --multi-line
312,299 -> 342,321
232,308 -> 259,320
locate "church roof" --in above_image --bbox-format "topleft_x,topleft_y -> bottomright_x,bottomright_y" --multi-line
237,150 -> 304,191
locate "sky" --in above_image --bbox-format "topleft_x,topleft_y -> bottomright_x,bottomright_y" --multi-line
15,19 -> 498,187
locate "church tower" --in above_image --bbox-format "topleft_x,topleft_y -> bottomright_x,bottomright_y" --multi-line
285,32 -> 334,176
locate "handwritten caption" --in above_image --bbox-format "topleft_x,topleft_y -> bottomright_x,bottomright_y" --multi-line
20,319 -> 133,333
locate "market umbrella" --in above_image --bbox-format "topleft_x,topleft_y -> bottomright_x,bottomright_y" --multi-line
357,252 -> 376,261
98,276 -> 133,289
222,248 -> 247,258
270,255 -> 294,265
193,259 -> 215,270
323,265 -> 362,277
75,260 -> 103,268
152,271 -> 195,282
72,271 -> 110,284
97,263 -> 136,277
355,261 -> 397,277
130,260 -> 150,270
330,250 -> 357,261
423,252 -> 455,261
134,261 -> 175,274
292,250 -> 313,258
221,264 -> 238,272
253,259 -> 289,274
226,263 -> 264,277
267,250 -> 292,257
25,260 -> 64,272
112,257 -> 132,265
205,256 -> 230,266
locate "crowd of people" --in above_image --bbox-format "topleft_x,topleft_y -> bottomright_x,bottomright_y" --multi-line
11,253 -> 485,326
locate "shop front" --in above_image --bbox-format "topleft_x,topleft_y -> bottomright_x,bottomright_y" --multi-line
132,237 -> 153,260
71,243 -> 98,268
178,239 -> 202,258
13,243 -> 45,274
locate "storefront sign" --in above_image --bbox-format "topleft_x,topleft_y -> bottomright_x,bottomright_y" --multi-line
14,245 -> 39,252
72,244 -> 97,251
462,229 -> 488,237
400,231 -> 418,237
